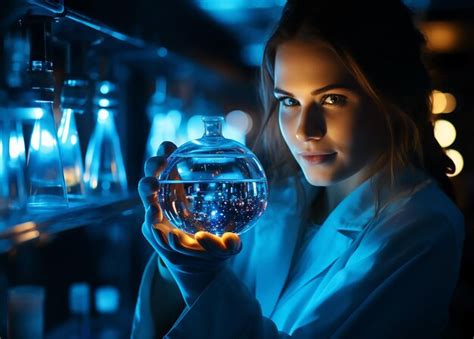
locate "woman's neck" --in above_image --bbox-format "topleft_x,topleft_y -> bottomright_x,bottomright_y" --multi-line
311,163 -> 379,225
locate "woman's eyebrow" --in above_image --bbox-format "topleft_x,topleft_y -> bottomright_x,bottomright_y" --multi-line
273,83 -> 354,97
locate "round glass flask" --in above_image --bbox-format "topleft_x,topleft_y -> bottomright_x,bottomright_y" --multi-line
158,116 -> 268,236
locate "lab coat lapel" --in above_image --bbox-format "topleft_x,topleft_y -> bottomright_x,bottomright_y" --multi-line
255,180 -> 319,317
288,176 -> 376,294
287,165 -> 430,294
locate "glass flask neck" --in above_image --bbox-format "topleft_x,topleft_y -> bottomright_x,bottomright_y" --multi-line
203,116 -> 223,137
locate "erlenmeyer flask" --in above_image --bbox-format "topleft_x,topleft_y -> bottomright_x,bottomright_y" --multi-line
145,77 -> 184,159
26,103 -> 68,209
57,76 -> 89,198
84,81 -> 127,195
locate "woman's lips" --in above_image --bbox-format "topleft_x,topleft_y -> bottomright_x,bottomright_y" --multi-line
299,152 -> 337,165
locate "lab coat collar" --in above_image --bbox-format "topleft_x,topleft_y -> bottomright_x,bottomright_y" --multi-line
255,165 -> 431,317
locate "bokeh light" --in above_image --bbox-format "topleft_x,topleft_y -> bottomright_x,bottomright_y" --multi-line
434,119 -> 456,148
445,149 -> 464,177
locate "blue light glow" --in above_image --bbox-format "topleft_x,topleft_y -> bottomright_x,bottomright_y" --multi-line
99,83 -> 110,94
195,0 -> 282,10
33,108 -> 44,119
98,109 -> 110,122
95,286 -> 119,313
98,98 -> 111,107
187,115 -> 205,140
157,47 -> 168,57
242,43 -> 265,66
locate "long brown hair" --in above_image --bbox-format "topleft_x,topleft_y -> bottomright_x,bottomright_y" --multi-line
253,0 -> 456,207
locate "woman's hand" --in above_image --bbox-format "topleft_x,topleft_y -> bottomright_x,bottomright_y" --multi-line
138,141 -> 242,306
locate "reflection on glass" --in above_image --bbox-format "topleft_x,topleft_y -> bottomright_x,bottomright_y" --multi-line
26,104 -> 68,209
57,108 -> 85,197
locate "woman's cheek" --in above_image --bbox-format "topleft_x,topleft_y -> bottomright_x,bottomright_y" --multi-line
278,111 -> 293,142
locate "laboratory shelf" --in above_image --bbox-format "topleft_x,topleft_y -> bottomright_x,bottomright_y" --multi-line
0,193 -> 142,253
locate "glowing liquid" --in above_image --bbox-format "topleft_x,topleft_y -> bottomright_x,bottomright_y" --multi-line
158,179 -> 267,235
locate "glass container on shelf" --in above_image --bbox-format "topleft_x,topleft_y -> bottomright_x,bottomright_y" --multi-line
145,77 -> 184,160
57,77 -> 88,199
158,116 -> 268,236
26,100 -> 68,209
84,80 -> 127,195
16,17 -> 68,210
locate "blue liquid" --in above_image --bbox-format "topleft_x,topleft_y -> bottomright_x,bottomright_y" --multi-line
158,179 -> 268,235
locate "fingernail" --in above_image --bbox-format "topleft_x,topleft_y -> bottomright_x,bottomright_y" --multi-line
157,141 -> 176,156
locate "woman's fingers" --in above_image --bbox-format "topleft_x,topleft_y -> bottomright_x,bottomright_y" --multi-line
222,232 -> 242,254
138,176 -> 159,208
144,156 -> 167,177
195,231 -> 241,258
145,204 -> 163,225
156,141 -> 177,157
144,141 -> 177,177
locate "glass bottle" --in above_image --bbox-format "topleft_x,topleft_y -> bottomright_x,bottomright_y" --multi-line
158,116 -> 268,235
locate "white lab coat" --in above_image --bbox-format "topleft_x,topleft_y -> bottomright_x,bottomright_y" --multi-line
132,166 -> 465,338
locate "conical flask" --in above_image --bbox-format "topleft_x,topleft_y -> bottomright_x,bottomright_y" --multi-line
84,81 -> 127,195
58,76 -> 88,198
145,77 -> 184,159
26,103 -> 68,209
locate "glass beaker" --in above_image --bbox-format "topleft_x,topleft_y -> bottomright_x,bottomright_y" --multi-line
158,116 -> 268,236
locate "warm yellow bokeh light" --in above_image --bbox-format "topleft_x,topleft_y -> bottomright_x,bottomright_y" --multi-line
434,119 -> 456,147
443,93 -> 457,113
445,149 -> 464,177
431,90 -> 447,114
421,22 -> 462,53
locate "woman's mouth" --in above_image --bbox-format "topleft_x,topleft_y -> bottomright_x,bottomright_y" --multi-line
299,152 -> 337,165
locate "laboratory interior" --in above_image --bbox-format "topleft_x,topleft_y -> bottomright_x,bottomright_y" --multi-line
0,0 -> 473,338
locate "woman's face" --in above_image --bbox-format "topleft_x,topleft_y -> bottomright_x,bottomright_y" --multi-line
274,40 -> 387,187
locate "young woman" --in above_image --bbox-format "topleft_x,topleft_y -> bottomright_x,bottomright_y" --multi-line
132,0 -> 465,337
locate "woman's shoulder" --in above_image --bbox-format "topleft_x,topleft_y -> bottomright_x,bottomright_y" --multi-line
372,172 -> 464,249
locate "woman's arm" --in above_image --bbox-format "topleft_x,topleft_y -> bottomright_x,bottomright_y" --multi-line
151,257 -> 185,338
131,254 -> 185,338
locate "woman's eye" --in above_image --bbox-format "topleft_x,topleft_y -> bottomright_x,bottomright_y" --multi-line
322,94 -> 346,106
278,97 -> 299,107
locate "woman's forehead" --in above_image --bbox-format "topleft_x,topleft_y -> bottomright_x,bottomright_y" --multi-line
274,40 -> 351,89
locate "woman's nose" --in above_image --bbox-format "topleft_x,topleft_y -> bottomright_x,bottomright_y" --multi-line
295,104 -> 326,141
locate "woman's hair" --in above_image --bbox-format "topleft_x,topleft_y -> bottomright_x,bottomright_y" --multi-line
253,0 -> 456,208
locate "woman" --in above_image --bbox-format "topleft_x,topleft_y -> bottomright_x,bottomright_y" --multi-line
132,0 -> 465,337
